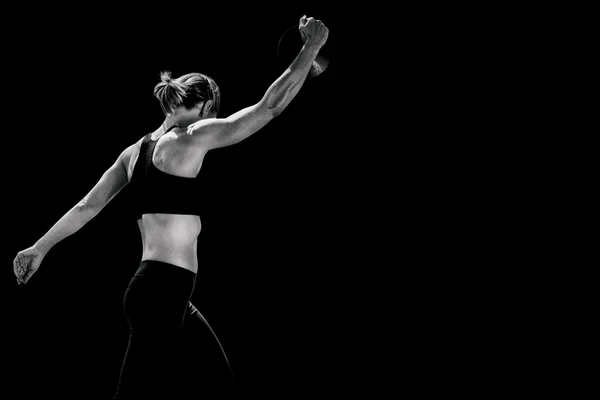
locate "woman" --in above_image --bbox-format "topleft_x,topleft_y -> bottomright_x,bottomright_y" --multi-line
13,15 -> 328,399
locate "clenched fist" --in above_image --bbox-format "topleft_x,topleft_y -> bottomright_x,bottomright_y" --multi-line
14,246 -> 45,284
299,15 -> 329,49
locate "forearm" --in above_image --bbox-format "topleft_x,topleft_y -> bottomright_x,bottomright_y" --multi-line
34,202 -> 98,255
262,43 -> 320,115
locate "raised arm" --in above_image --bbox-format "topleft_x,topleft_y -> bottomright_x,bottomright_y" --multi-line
13,144 -> 134,284
188,15 -> 329,150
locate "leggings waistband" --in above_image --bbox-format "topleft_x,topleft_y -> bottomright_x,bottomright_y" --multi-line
134,260 -> 196,279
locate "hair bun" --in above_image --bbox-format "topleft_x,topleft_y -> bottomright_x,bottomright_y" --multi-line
160,71 -> 173,84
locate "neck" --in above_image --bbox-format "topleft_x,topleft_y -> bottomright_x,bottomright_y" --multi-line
152,118 -> 178,140
160,118 -> 186,136
161,118 -> 175,132
163,116 -> 198,132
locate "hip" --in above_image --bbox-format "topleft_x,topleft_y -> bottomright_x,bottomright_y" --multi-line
126,260 -> 197,302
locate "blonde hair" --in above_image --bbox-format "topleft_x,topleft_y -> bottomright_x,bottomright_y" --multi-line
153,71 -> 221,116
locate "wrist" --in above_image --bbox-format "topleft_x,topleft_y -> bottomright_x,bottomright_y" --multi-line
34,239 -> 51,256
302,42 -> 321,53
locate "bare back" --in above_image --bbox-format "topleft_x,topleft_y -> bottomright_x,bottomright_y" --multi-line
125,128 -> 208,274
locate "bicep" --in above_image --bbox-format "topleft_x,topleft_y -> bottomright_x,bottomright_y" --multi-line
81,150 -> 130,211
189,102 -> 276,150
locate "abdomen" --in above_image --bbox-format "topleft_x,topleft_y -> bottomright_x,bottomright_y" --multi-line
140,214 -> 201,273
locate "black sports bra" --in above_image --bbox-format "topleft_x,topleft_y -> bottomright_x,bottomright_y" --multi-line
130,130 -> 200,219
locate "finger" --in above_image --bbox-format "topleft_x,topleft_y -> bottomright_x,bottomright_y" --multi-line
22,265 -> 36,283
14,258 -> 23,278
22,271 -> 34,284
15,266 -> 22,284
300,28 -> 308,42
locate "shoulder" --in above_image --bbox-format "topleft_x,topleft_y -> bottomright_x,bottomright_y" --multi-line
120,135 -> 147,180
121,136 -> 146,160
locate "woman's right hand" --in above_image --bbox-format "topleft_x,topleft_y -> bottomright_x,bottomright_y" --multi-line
13,246 -> 45,284
299,15 -> 329,49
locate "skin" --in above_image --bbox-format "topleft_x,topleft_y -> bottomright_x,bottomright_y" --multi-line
13,15 -> 329,283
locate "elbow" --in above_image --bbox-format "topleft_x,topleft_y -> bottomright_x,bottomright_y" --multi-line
77,200 -> 90,212
264,85 -> 290,115
270,106 -> 284,118
263,99 -> 284,119
256,99 -> 282,119
78,199 -> 101,215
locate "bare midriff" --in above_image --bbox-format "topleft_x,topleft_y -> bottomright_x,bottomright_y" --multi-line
137,213 -> 201,274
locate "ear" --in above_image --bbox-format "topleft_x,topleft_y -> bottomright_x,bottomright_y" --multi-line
203,100 -> 213,116
196,100 -> 213,117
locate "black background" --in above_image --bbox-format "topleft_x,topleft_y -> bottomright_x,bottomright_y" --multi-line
5,5 -> 416,399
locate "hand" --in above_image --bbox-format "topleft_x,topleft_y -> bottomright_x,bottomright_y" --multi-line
299,15 -> 329,49
14,246 -> 45,284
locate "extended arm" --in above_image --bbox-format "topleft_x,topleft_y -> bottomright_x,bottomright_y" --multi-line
14,145 -> 132,284
189,16 -> 329,150
34,147 -> 131,255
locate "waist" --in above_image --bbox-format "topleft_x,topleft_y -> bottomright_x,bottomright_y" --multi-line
134,260 -> 197,280
139,214 -> 201,273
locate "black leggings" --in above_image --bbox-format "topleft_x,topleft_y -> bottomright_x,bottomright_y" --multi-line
113,260 -> 234,399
